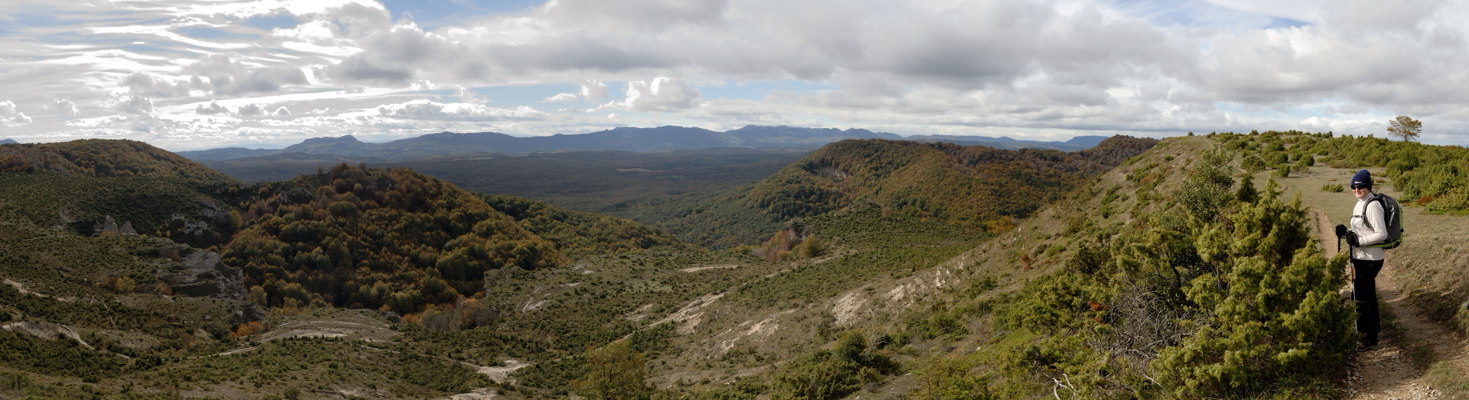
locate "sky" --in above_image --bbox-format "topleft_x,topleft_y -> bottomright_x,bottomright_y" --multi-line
2,0 -> 1468,151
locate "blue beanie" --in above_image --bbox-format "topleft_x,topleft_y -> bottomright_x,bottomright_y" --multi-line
1352,169 -> 1373,189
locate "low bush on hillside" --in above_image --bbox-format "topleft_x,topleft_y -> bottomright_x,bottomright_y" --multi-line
772,333 -> 899,399
917,145 -> 1354,399
1213,131 -> 1469,214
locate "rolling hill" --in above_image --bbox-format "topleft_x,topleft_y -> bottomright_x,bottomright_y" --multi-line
6,132 -> 1466,399
665,136 -> 1158,247
0,140 -> 690,398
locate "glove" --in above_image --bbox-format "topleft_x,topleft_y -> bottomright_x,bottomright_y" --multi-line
1334,224 -> 1348,239
1346,232 -> 1360,247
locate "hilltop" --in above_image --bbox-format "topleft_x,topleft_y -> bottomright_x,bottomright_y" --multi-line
0,139 -> 237,189
666,135 -> 1157,247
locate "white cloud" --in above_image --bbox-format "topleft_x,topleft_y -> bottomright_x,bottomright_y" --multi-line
548,80 -> 609,102
580,80 -> 608,100
1,100 -> 32,127
187,56 -> 309,95
125,73 -> 198,98
617,77 -> 702,112
114,96 -> 154,115
196,101 -> 230,115
6,0 -> 1469,148
546,92 -> 578,102
238,103 -> 266,117
53,99 -> 78,118
376,99 -> 545,121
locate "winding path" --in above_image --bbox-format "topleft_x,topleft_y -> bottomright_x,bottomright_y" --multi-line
1313,209 -> 1469,399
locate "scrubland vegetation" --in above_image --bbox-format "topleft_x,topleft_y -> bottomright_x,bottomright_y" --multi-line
2,132 -> 1467,399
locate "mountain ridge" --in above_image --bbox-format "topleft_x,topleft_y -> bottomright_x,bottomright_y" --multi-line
178,125 -> 1110,162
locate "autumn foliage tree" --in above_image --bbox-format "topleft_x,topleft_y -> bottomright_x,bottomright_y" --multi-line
1387,115 -> 1422,142
573,339 -> 651,399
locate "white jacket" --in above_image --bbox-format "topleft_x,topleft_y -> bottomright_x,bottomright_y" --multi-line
1350,193 -> 1389,261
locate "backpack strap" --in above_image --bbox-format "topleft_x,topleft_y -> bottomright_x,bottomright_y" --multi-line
1362,194 -> 1379,231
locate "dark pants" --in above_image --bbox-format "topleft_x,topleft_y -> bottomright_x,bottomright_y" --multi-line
1352,258 -> 1384,342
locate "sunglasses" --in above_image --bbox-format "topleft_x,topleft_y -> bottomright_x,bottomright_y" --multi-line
1351,184 -> 1369,190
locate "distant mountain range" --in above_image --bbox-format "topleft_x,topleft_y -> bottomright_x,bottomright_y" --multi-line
178,125 -> 1109,162
0,138 -> 17,144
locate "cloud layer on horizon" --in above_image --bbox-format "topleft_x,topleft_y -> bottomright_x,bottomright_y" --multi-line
2,0 -> 1467,150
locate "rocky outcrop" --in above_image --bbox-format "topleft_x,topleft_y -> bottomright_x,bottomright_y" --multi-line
164,247 -> 245,300
93,215 -> 138,236
1,320 -> 94,349
165,199 -> 237,248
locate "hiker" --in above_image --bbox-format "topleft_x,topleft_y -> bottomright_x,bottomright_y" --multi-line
1338,169 -> 1388,351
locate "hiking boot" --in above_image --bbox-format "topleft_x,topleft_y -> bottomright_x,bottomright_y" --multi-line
1357,338 -> 1379,352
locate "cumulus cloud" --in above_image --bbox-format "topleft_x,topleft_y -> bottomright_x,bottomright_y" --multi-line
617,77 -> 702,112
53,99 -> 78,118
124,73 -> 197,98
196,101 -> 230,115
9,0 -> 1469,147
1184,0 -> 1469,109
1,100 -> 32,127
377,99 -> 545,121
580,80 -> 609,100
237,103 -> 266,117
187,56 -> 308,95
548,80 -> 609,102
115,96 -> 154,115
324,22 -> 448,85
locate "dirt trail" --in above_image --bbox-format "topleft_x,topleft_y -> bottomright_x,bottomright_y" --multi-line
1313,209 -> 1469,399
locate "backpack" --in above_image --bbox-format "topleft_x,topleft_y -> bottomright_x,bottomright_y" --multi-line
1363,193 -> 1404,249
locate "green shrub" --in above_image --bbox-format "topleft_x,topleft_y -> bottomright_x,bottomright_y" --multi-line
773,333 -> 898,400
1152,184 -> 1355,398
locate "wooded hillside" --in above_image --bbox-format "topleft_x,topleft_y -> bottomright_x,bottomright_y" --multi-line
671,136 -> 1157,247
0,139 -> 236,189
222,164 -> 564,314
